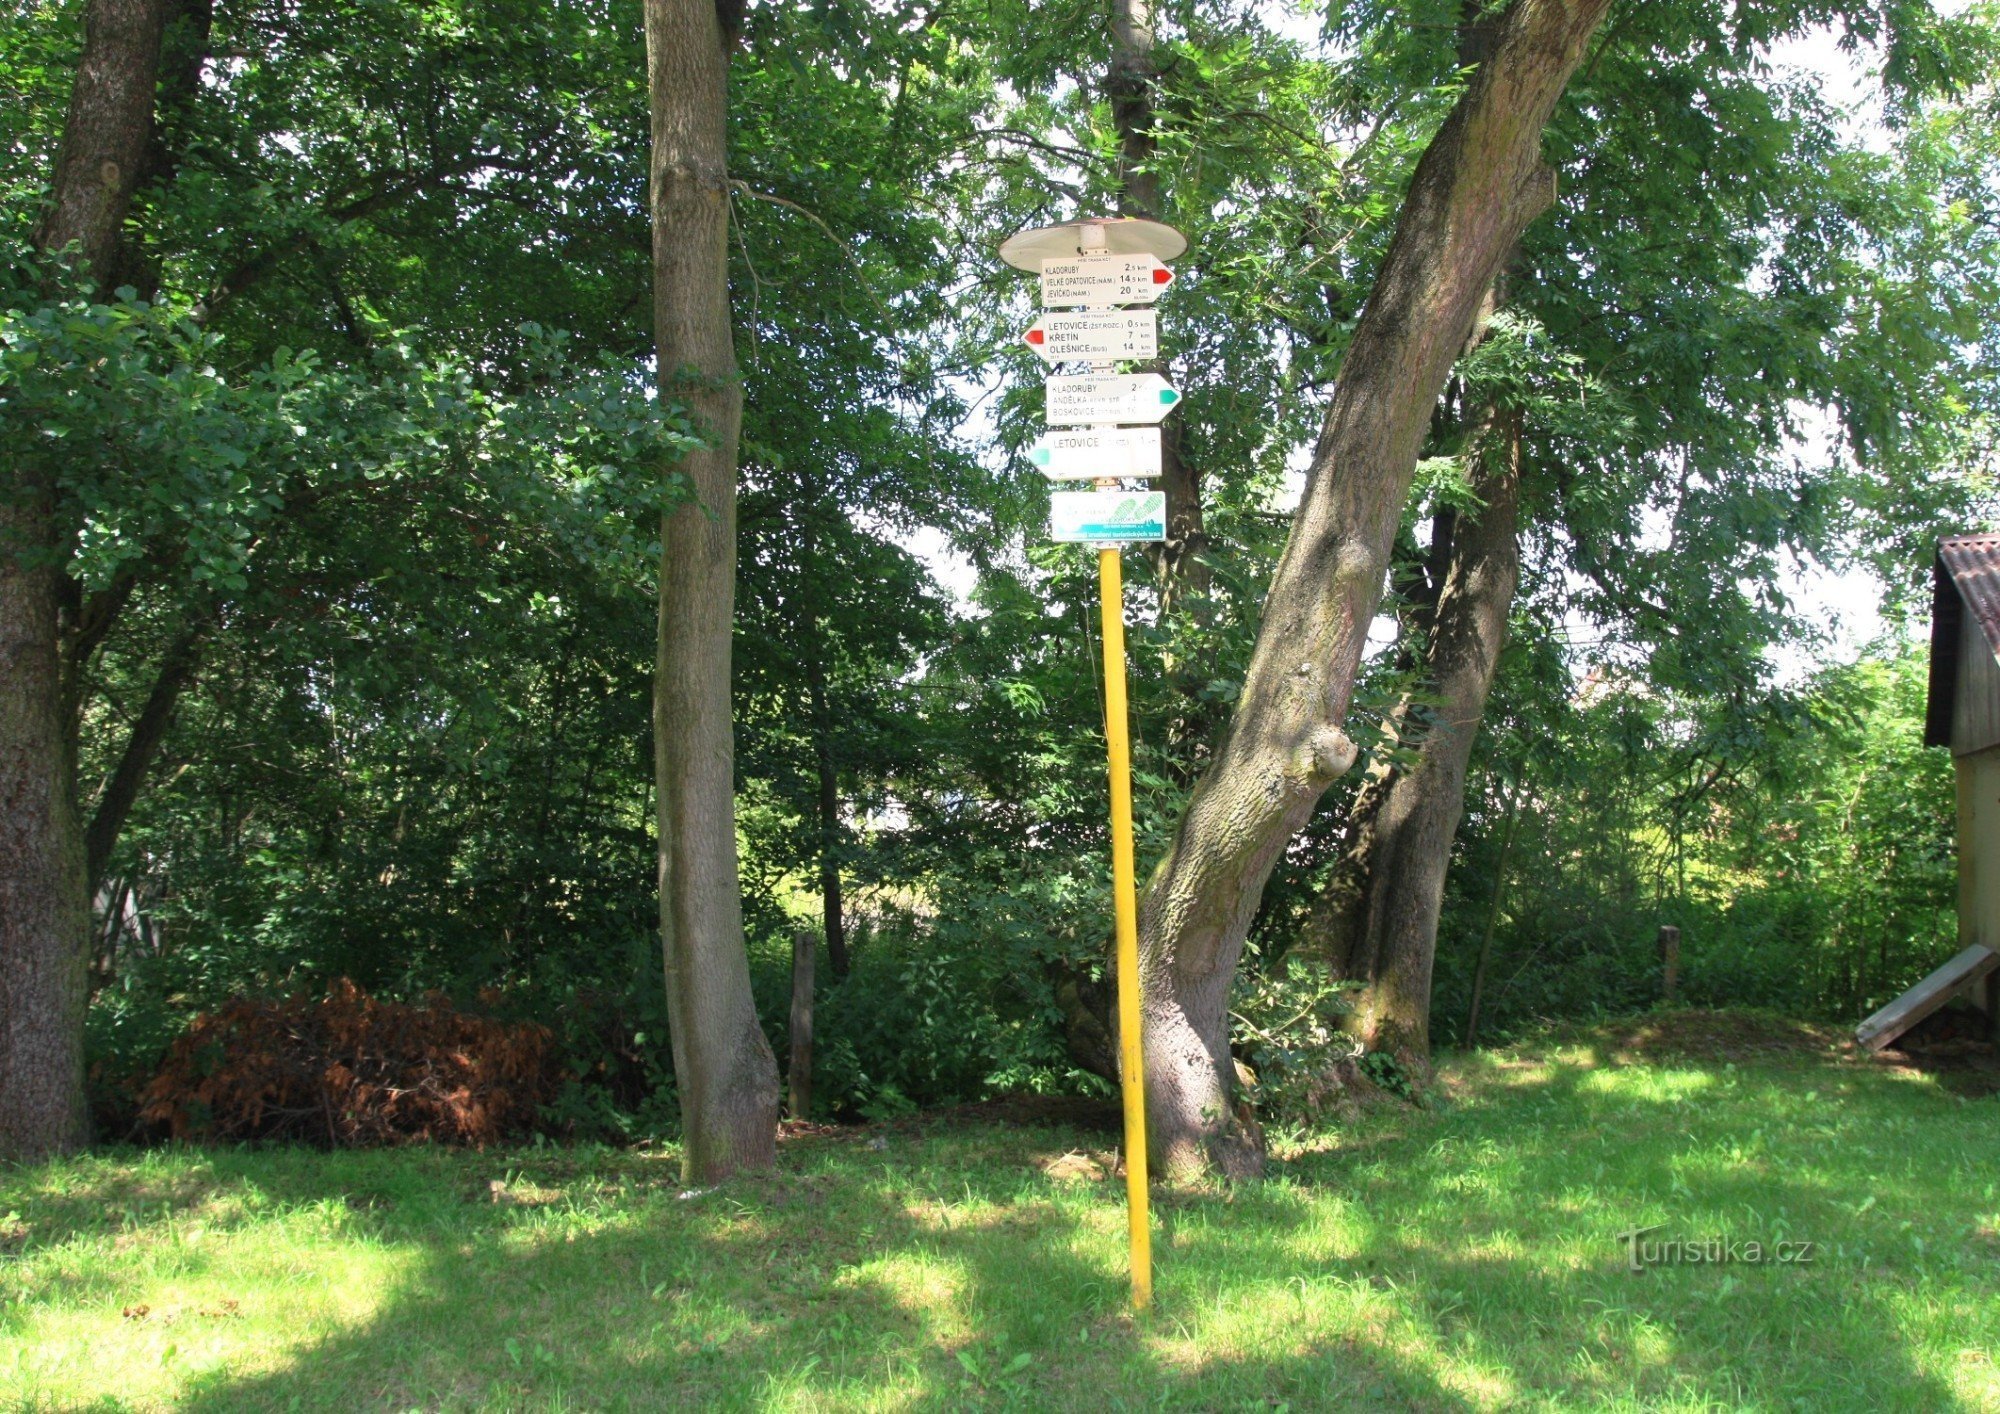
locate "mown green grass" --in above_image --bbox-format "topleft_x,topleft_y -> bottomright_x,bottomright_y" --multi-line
3,1018 -> 1996,1411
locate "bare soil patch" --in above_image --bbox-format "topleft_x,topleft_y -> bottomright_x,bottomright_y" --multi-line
1592,1008 -> 1846,1065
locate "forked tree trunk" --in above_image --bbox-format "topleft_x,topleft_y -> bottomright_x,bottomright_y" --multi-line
644,0 -> 779,1182
1135,0 -> 1608,1181
1,0 -> 168,1162
1310,412 -> 1522,1068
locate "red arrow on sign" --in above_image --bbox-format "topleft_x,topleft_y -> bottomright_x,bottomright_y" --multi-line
1022,311 -> 1160,363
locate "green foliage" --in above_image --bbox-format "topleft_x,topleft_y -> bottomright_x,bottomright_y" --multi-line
1,244 -> 695,594
1355,1048 -> 1418,1102
13,0 -> 1997,1143
1429,641 -> 1957,1046
792,912 -> 1103,1123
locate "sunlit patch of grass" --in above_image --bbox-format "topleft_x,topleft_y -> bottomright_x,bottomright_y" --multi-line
4,1020 -> 1997,1409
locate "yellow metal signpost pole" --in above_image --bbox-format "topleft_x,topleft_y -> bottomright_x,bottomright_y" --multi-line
998,213 -> 1184,1317
1096,543 -> 1152,1311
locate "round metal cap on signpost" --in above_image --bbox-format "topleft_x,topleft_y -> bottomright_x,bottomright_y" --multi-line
998,216 -> 1186,271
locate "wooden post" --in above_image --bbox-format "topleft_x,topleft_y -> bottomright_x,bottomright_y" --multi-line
1658,925 -> 1681,1004
787,927 -> 814,1121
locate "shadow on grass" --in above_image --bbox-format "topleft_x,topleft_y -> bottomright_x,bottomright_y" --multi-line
135,1131 -> 1465,1411
78,1122 -> 1493,1409
10,1047 -> 1990,1411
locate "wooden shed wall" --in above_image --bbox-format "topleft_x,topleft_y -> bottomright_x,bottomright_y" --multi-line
1952,619 -> 2000,756
1958,745 -> 2000,952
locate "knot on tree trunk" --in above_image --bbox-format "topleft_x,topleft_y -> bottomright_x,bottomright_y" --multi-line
653,158 -> 730,197
1291,725 -> 1357,785
1512,161 -> 1558,227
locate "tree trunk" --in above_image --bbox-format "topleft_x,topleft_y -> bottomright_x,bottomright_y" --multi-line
806,631 -> 847,978
1108,0 -> 1205,600
1135,0 -> 1607,1181
0,525 -> 92,1161
787,927 -> 814,1121
1310,411 -> 1522,1069
31,0 -> 167,281
1,0 -> 168,1162
644,0 -> 779,1182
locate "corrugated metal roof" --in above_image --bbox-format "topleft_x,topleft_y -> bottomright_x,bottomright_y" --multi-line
1926,533 -> 2000,748
1941,534 -> 2000,652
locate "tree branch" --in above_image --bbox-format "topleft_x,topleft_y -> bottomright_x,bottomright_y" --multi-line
196,151 -> 548,320
726,181 -> 896,325
84,619 -> 206,889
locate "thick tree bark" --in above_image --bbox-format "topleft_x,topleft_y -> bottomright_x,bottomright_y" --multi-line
1315,176 -> 1520,1069
0,526 -> 92,1161
2,0 -> 169,1162
1108,0 -> 1161,220
31,0 -> 167,280
1311,411 -> 1522,1068
1108,0 -> 1206,599
1135,0 -> 1607,1181
644,0 -> 780,1182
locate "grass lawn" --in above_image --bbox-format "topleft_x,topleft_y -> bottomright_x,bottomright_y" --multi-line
3,1011 -> 1997,1411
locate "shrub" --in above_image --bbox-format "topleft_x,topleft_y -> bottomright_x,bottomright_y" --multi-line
782,910 -> 1092,1121
138,979 -> 555,1146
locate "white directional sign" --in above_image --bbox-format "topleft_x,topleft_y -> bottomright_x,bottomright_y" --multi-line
1024,310 -> 1159,363
1027,428 -> 1163,481
1046,373 -> 1181,427
1039,253 -> 1175,309
1049,490 -> 1166,544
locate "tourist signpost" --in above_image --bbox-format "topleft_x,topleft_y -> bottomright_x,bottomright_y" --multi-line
999,215 -> 1186,1313
1027,427 -> 1163,480
1045,373 -> 1180,426
1047,489 -> 1167,542
1038,251 -> 1175,307
1023,310 -> 1160,363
